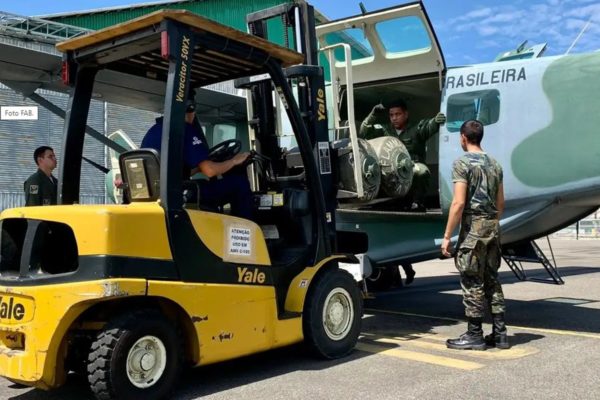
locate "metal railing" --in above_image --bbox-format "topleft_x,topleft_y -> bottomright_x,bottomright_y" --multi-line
552,214 -> 600,239
0,11 -> 91,43
320,42 -> 363,199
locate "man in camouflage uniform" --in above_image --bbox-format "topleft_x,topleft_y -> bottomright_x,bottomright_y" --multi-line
360,99 -> 445,285
24,146 -> 58,206
441,120 -> 508,350
359,99 -> 446,211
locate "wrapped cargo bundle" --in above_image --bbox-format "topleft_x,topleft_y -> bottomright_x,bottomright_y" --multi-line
336,138 -> 381,202
368,136 -> 414,198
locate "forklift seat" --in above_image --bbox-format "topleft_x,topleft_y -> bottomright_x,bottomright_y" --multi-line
118,149 -> 161,202
182,179 -> 223,213
282,188 -> 311,245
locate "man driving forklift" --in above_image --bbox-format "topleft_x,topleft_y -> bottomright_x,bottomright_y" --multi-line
141,100 -> 254,218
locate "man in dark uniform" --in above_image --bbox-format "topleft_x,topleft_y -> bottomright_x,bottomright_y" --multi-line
441,119 -> 508,350
24,146 -> 58,206
141,101 -> 253,219
359,99 -> 446,211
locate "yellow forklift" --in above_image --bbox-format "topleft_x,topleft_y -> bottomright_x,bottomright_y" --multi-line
0,8 -> 362,400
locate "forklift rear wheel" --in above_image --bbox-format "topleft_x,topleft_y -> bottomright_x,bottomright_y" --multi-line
303,269 -> 363,359
87,310 -> 182,400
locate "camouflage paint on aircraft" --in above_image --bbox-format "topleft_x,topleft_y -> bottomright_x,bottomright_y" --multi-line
511,52 -> 600,187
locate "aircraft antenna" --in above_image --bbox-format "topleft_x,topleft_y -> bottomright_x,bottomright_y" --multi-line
565,16 -> 592,55
359,2 -> 367,15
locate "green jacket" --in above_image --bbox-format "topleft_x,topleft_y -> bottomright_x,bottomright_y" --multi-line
359,115 -> 440,163
24,169 -> 58,206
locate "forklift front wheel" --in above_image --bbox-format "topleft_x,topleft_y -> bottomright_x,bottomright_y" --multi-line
87,310 -> 182,400
303,269 -> 363,359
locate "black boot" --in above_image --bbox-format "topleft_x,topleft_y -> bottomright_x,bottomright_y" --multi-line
446,318 -> 486,350
484,313 -> 509,349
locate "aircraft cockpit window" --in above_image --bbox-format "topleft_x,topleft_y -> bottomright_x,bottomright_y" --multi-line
320,28 -> 374,64
375,16 -> 431,57
446,89 -> 500,132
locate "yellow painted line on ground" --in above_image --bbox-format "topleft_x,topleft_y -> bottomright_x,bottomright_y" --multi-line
366,335 -> 539,360
361,331 -> 438,341
356,342 -> 484,370
366,308 -> 600,340
507,325 -> 600,340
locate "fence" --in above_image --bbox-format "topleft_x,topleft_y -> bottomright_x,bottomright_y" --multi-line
551,213 -> 600,239
0,191 -> 106,211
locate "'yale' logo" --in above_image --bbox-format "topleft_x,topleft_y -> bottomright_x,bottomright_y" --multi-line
237,267 -> 266,284
0,297 -> 25,321
316,88 -> 326,121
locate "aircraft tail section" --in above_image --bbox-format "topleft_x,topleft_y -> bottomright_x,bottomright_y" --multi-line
106,129 -> 138,204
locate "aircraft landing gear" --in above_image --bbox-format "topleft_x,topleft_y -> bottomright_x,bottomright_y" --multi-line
366,265 -> 401,291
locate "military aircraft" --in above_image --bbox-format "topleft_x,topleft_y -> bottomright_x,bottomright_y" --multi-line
312,2 -> 600,286
1,2 -> 598,289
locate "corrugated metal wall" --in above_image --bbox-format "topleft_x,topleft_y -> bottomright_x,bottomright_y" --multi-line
1,87 -> 60,209
45,0 -> 294,46
0,85 -> 158,211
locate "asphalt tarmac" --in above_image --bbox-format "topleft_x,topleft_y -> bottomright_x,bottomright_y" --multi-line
2,239 -> 599,400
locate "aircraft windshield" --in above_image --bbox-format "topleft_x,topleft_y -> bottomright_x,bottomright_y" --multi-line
321,28 -> 373,63
375,16 -> 431,56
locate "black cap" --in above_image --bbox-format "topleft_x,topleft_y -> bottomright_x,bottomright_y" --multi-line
186,100 -> 196,113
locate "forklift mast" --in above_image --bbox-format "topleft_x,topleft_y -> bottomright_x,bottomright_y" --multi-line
245,2 -> 338,250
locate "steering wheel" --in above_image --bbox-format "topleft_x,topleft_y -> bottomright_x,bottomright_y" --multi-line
207,139 -> 241,162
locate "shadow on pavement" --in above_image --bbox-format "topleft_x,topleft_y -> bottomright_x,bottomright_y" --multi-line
365,265 -> 600,334
508,332 -> 545,346
6,265 -> 598,399
5,341 -> 392,399
6,374 -> 91,400
173,343 -> 375,399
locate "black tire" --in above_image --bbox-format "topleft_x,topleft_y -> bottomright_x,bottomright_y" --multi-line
303,269 -> 363,359
366,265 -> 399,291
87,310 -> 182,400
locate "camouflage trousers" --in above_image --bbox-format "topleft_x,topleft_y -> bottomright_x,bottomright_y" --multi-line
455,215 -> 506,318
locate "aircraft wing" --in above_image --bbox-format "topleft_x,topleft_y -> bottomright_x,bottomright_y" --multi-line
0,43 -> 64,97
0,41 -> 247,118
0,41 -> 167,112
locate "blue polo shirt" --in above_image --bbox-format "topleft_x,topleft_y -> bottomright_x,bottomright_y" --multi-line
141,117 -> 209,169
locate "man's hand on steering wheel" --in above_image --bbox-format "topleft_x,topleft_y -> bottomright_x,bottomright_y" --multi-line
231,152 -> 251,167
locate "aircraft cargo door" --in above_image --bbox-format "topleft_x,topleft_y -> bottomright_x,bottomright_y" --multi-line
316,2 -> 447,209
315,2 -> 446,86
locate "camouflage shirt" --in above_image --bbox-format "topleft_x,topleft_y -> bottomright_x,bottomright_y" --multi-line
452,152 -> 503,217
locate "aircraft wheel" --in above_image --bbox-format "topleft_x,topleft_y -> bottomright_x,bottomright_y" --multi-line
303,269 -> 363,359
366,265 -> 399,291
87,310 -> 182,400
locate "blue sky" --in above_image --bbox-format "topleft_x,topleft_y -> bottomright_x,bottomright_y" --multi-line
2,0 -> 599,65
